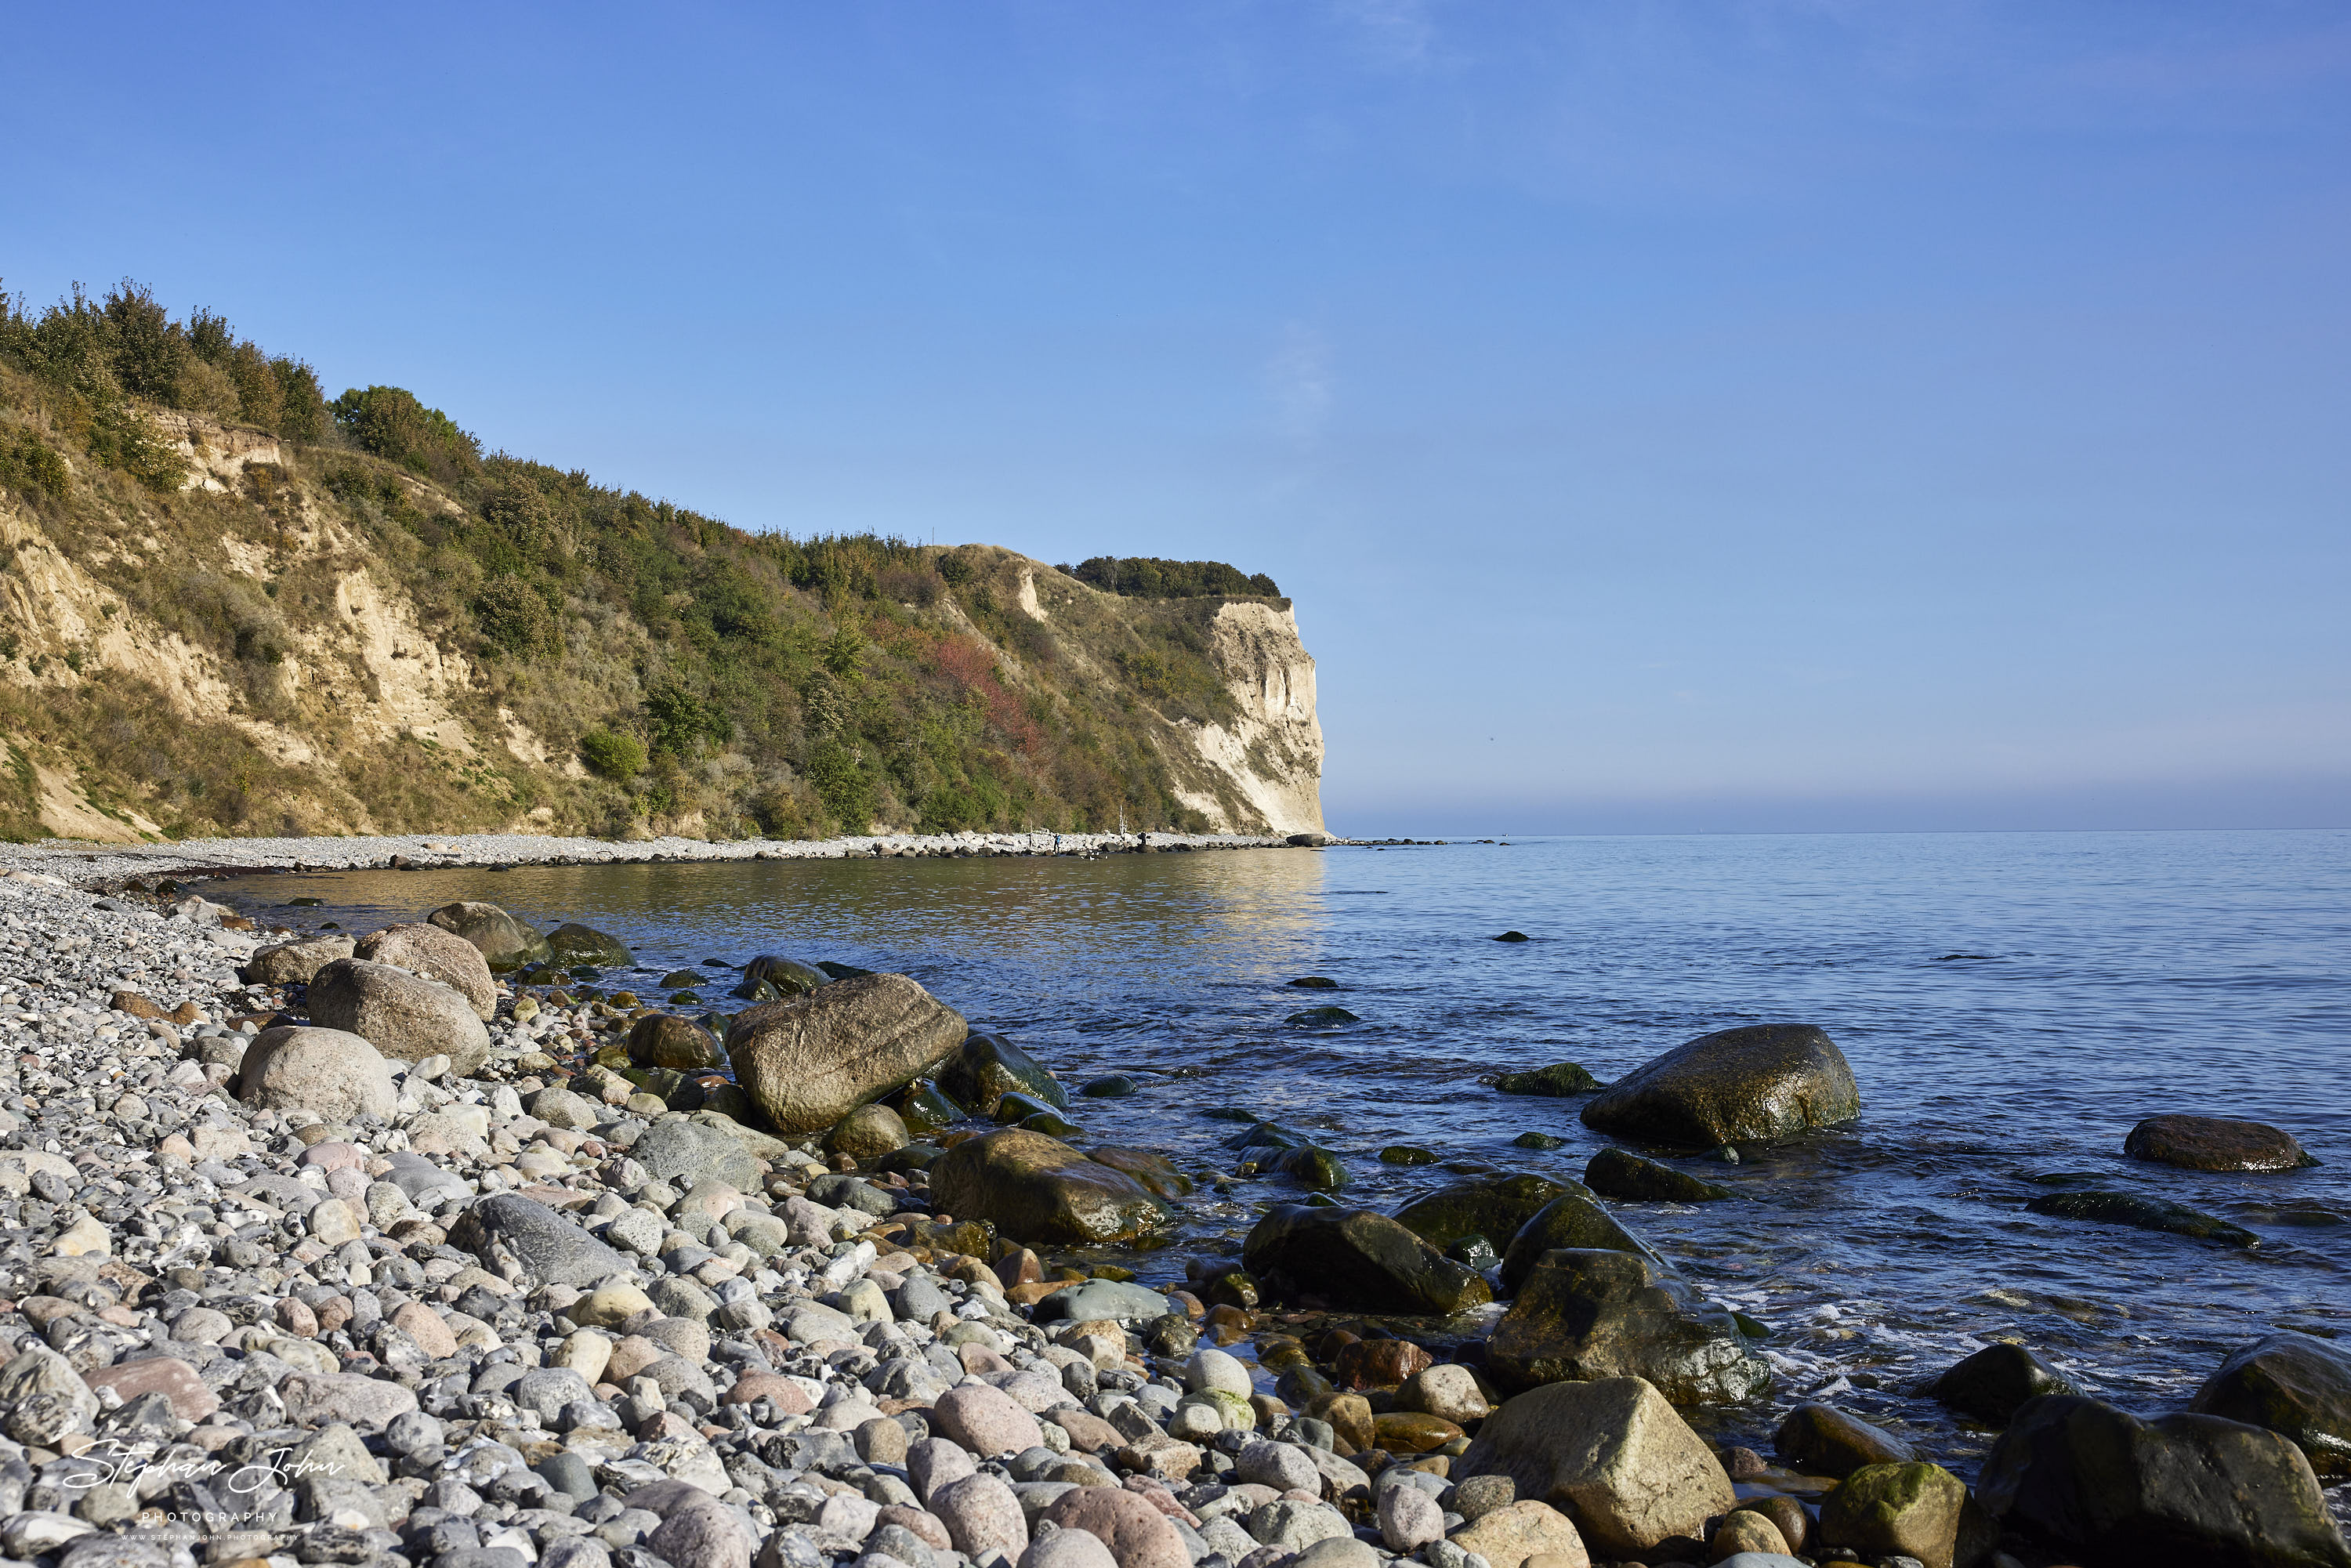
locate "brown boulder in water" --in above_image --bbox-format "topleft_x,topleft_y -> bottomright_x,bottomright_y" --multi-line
1581,1023 -> 1858,1147
2125,1114 -> 2318,1172
724,972 -> 966,1134
928,1128 -> 1165,1244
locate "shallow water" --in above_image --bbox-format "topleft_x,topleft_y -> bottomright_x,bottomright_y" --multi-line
209,829 -> 2351,1478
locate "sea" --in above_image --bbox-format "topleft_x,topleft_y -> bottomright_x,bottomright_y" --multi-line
208,828 -> 2351,1476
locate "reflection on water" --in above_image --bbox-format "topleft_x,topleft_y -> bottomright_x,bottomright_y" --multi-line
208,830 -> 2351,1472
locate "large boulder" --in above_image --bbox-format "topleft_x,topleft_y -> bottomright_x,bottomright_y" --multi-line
1241,1206 -> 1492,1315
1393,1173 -> 1570,1251
2125,1114 -> 2319,1172
1457,1377 -> 1735,1559
629,1014 -> 723,1071
631,1120 -> 761,1192
726,973 -> 967,1133
1498,1190 -> 1662,1295
355,922 -> 497,1019
1485,1248 -> 1770,1403
545,922 -> 632,966
1580,1024 -> 1858,1146
447,1193 -> 632,1289
1978,1394 -> 2351,1568
938,1033 -> 1067,1115
241,935 -> 356,986
428,900 -> 551,970
2191,1333 -> 2351,1479
1773,1403 -> 1914,1478
306,958 -> 491,1076
235,1027 -> 396,1124
928,1129 -> 1164,1244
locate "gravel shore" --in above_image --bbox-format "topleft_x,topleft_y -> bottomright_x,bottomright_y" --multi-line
0,831 -> 1312,891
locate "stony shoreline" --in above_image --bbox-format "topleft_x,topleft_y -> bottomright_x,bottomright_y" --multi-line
0,870 -> 2337,1568
0,831 -> 1336,893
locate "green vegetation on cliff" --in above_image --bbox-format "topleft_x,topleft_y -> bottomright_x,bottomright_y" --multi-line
0,281 -> 1300,842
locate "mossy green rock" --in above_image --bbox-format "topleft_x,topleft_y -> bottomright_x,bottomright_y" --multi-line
938,1032 -> 1068,1115
1231,1120 -> 1317,1153
2025,1190 -> 2260,1248
929,1128 -> 1165,1244
1394,1172 -> 1571,1250
1585,1146 -> 1733,1203
1512,1131 -> 1567,1150
2191,1331 -> 2351,1478
1019,1109 -> 1081,1137
1241,1204 -> 1493,1315
745,954 -> 828,996
995,1089 -> 1060,1124
545,923 -> 632,967
1271,1145 -> 1349,1190
657,970 -> 703,988
1380,1145 -> 1440,1165
1494,1062 -> 1600,1096
628,1013 -> 723,1072
889,1079 -> 962,1134
1581,1024 -> 1859,1146
1487,1248 -> 1771,1403
1817,1462 -> 1967,1568
1498,1188 -> 1665,1294
1980,1395 -> 2351,1568
729,976 -> 783,1003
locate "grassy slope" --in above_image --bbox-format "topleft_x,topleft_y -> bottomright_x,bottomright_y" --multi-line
0,285 -> 1291,842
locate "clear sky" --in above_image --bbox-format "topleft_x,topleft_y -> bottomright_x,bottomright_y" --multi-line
5,2 -> 2346,834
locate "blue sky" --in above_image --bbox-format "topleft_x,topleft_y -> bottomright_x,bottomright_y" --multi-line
5,2 -> 2346,833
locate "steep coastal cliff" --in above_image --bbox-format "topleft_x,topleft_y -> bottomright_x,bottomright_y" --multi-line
0,286 -> 1324,842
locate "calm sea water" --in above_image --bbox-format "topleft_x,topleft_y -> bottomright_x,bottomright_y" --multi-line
209,830 -> 2351,1472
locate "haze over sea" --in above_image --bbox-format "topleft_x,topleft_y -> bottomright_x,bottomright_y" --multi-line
217,827 -> 2351,1465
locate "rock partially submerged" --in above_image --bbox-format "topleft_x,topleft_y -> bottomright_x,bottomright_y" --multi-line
726,972 -> 967,1132
428,898 -> 552,968
938,1031 -> 1068,1116
1486,1248 -> 1770,1403
1393,1172 -> 1569,1252
1496,1190 -> 1663,1295
1580,1024 -> 1859,1147
2125,1114 -> 2320,1171
2025,1189 -> 2259,1248
1582,1146 -> 1731,1204
2192,1332 -> 2351,1479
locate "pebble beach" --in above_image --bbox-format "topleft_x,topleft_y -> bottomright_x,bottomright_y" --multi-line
0,838 -> 2337,1568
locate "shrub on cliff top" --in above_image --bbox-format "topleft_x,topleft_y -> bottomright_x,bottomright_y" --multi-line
1065,556 -> 1280,599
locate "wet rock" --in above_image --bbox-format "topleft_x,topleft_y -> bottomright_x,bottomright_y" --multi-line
2191,1331 -> 2351,1478
546,923 -> 632,966
1457,1376 -> 1734,1559
354,922 -> 498,1019
307,958 -> 492,1076
1448,1500 -> 1590,1568
631,1119 -> 760,1190
1579,1024 -> 1858,1146
1925,1342 -> 2077,1425
1582,1147 -> 1730,1203
1269,1145 -> 1349,1190
1980,1394 -> 2351,1567
889,1079 -> 962,1133
1511,1131 -> 1566,1150
1241,1205 -> 1493,1314
938,1033 -> 1068,1116
744,954 -> 828,996
429,900 -> 553,969
930,1129 -> 1165,1244
1394,1172 -> 1571,1251
1379,1146 -> 1439,1165
2024,1190 -> 2259,1248
1081,1074 -> 1139,1098
1773,1403 -> 1915,1478
235,1026 -> 397,1123
242,935 -> 356,986
1286,1005 -> 1358,1026
629,1014 -> 723,1071
726,972 -> 968,1133
447,1192 -> 632,1288
1492,1063 -> 1599,1097
1497,1190 -> 1661,1295
1486,1248 -> 1770,1403
824,1103 -> 910,1162
2125,1114 -> 2319,1172
1815,1461 -> 1971,1568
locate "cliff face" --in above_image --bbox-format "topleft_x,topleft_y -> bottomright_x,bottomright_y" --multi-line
0,399 -> 1324,843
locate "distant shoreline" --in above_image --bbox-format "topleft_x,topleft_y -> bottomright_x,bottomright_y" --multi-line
0,825 -> 1337,888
